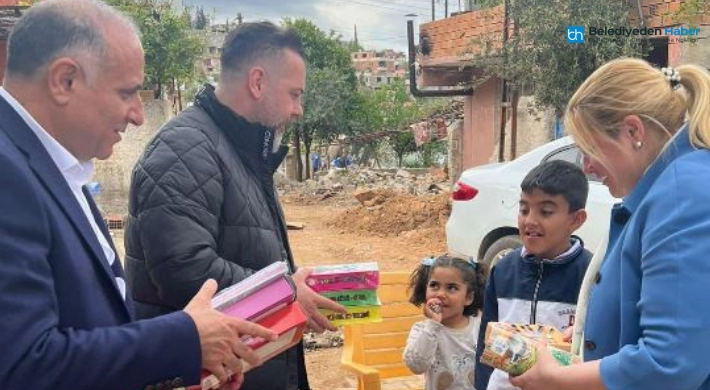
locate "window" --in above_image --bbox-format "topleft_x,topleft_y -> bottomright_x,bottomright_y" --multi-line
543,145 -> 579,165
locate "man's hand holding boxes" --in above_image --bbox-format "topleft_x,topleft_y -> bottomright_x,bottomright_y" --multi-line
306,262 -> 382,326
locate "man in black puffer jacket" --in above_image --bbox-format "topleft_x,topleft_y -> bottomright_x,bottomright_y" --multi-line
124,22 -> 345,390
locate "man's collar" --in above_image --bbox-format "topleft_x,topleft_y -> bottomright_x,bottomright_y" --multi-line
0,87 -> 93,186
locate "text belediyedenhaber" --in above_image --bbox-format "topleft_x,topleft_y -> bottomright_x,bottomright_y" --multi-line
589,26 -> 701,37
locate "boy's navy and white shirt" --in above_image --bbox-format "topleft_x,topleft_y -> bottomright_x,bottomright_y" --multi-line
474,237 -> 591,390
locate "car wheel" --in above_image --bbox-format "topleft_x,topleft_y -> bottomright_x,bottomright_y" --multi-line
482,235 -> 523,268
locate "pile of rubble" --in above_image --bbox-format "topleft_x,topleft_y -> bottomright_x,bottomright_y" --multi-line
303,330 -> 344,351
278,167 -> 451,207
329,189 -> 451,238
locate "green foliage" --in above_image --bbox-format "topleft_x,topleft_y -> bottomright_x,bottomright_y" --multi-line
469,0 -> 647,113
106,0 -> 204,98
281,19 -> 360,179
668,0 -> 709,28
391,131 -> 417,167
358,80 -> 447,167
293,66 -> 353,144
282,18 -> 357,87
286,18 -> 358,145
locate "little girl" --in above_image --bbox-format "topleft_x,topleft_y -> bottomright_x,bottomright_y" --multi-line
403,254 -> 487,390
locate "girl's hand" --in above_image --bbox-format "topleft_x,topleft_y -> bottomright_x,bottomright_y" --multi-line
424,298 -> 443,323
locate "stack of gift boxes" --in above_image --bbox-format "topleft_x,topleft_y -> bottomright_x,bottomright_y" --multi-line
179,261 -> 383,389
184,261 -> 307,390
306,262 -> 382,326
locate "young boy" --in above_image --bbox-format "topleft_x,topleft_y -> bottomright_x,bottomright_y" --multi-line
474,160 -> 592,390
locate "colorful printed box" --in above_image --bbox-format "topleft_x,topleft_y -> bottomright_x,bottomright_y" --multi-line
211,261 -> 290,311
321,289 -> 379,307
479,322 -> 579,376
305,262 -> 379,293
318,303 -> 382,326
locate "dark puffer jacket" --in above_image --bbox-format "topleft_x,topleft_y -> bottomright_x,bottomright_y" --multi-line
124,85 -> 307,390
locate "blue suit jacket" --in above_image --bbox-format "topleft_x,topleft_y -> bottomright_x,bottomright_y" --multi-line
0,95 -> 201,390
584,127 -> 710,390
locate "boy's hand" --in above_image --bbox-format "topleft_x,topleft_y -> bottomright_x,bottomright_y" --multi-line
424,298 -> 443,323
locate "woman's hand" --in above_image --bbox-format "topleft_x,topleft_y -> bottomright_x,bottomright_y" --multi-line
509,339 -> 559,390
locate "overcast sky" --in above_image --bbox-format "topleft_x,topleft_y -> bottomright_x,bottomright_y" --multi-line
181,0 -> 466,52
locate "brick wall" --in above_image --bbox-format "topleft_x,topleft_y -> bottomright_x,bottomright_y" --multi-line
636,0 -> 710,27
420,6 -> 505,62
421,1 -> 710,64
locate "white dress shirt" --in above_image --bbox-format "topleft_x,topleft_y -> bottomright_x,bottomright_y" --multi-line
0,87 -> 126,299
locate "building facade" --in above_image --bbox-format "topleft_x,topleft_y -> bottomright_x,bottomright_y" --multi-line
418,1 -> 710,174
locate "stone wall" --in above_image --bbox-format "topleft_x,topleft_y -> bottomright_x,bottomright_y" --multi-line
489,96 -> 555,162
93,98 -> 172,215
678,26 -> 710,68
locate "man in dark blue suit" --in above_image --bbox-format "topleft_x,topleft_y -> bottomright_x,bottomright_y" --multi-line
0,1 -> 275,390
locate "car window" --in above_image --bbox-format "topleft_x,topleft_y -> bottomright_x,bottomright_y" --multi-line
542,145 -> 580,165
542,144 -> 601,182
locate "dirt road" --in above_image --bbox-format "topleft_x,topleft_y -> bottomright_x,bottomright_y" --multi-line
115,194 -> 447,389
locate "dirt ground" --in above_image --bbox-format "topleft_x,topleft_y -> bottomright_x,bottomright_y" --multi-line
283,191 -> 448,389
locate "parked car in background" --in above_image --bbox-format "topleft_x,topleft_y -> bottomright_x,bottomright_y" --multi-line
446,136 -> 618,267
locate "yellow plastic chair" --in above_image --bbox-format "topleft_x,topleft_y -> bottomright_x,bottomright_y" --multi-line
341,272 -> 424,390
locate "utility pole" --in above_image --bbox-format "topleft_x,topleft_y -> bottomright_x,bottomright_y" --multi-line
431,0 -> 435,21
237,12 -> 243,24
445,0 -> 448,18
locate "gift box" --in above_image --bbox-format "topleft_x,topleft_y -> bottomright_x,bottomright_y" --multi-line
210,261 -> 296,322
318,303 -> 382,326
305,262 -> 379,293
193,302 -> 308,390
479,322 -> 579,376
179,261 -> 303,390
321,289 -> 379,307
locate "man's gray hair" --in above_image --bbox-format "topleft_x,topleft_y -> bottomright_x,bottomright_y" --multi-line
5,0 -> 140,81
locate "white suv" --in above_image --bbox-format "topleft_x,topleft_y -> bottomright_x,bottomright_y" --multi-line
446,137 -> 618,266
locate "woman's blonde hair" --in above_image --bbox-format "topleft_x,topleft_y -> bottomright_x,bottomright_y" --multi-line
565,58 -> 710,161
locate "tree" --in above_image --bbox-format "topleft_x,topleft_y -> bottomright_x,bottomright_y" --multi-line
194,6 -> 209,30
283,18 -> 357,87
106,0 -> 204,100
291,67 -> 353,179
283,18 -> 358,180
469,0 -> 647,114
391,132 -> 417,168
364,80 -> 427,167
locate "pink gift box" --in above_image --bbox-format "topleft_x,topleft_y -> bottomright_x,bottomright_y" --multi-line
211,261 -> 296,322
305,262 -> 379,293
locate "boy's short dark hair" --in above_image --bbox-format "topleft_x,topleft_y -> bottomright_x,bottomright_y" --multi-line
521,160 -> 589,212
